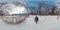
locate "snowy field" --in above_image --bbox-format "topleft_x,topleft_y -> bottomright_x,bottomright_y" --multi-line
0,15 -> 60,30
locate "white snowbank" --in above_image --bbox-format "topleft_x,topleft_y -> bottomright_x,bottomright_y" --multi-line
0,15 -> 60,30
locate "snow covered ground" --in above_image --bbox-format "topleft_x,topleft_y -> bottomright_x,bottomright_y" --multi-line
0,15 -> 60,30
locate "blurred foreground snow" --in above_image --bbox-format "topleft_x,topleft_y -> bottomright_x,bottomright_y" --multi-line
0,15 -> 60,30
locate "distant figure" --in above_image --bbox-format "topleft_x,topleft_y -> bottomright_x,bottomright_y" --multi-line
57,16 -> 59,20
34,16 -> 39,24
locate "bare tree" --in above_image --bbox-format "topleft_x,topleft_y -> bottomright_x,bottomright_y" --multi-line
29,6 -> 36,15
38,2 -> 47,15
51,6 -> 57,15
46,7 -> 49,15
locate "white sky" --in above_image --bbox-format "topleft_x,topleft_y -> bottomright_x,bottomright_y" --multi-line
55,0 -> 60,9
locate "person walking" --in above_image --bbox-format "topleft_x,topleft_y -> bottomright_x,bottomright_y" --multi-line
34,16 -> 39,24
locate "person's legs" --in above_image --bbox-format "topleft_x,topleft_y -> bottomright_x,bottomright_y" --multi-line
36,21 -> 38,24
